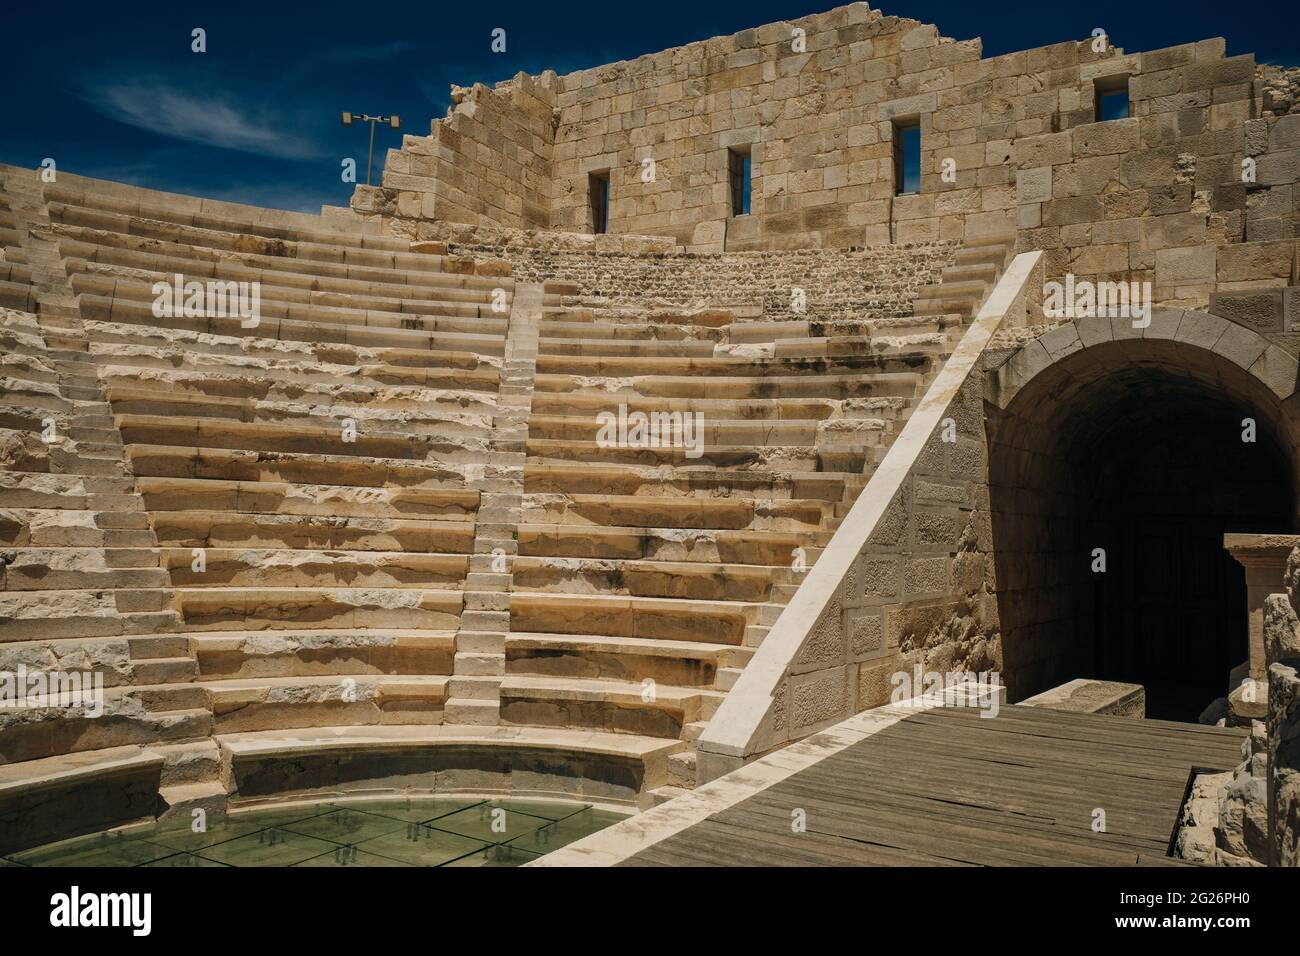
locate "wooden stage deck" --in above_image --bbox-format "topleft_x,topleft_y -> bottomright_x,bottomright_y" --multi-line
614,705 -> 1245,867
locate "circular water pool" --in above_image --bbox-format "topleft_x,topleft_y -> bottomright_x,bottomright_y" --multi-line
1,796 -> 628,867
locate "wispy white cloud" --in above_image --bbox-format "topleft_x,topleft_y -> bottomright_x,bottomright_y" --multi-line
82,80 -> 327,160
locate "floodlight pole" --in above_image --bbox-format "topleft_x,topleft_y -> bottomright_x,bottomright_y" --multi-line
366,120 -> 377,185
342,112 -> 401,187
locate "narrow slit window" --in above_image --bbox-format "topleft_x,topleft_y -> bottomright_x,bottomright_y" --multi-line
893,120 -> 920,196
728,147 -> 752,216
589,171 -> 610,234
1095,77 -> 1130,122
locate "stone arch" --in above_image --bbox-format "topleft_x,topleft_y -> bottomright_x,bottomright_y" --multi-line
985,310 -> 1300,720
989,309 -> 1299,412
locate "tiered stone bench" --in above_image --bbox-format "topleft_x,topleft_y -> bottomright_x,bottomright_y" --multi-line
0,164 -> 1015,843
0,168 -> 514,838
494,248 -> 1007,797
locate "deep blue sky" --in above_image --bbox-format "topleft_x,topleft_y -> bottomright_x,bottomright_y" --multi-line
3,1 -> 1294,213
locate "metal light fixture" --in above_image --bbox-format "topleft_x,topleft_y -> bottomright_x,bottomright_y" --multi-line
342,112 -> 401,186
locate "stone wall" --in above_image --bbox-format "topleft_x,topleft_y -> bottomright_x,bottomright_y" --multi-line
353,72 -> 556,230
444,229 -> 958,322
982,396 -> 1097,700
350,215 -> 958,322
350,0 -> 1300,314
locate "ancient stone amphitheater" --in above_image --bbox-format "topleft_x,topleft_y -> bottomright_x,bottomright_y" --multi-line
0,163 -> 990,828
2,1 -> 1299,867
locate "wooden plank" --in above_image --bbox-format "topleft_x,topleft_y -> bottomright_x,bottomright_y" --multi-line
822,734 -> 1196,815
630,816 -> 978,867
897,709 -> 1242,770
726,788 -> 1157,866
911,707 -> 1244,757
766,773 -> 1176,853
621,705 -> 1223,867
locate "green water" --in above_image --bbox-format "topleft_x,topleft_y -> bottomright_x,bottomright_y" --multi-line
2,796 -> 626,867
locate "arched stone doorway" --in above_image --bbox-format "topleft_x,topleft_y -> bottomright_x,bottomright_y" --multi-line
986,311 -> 1300,720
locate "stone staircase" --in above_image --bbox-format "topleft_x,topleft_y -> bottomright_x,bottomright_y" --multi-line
445,282 -> 543,724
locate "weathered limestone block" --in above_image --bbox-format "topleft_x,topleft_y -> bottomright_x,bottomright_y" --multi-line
1216,728 -> 1270,864
1177,723 -> 1268,865
1156,244 -> 1216,285
1016,167 -> 1052,205
1176,769 -> 1233,863
0,428 -> 51,472
1265,592 -> 1300,663
1013,132 -> 1073,169
1269,663 -> 1300,866
1073,118 -> 1140,157
1019,678 -> 1144,717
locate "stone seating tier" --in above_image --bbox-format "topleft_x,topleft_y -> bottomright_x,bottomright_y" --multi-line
0,165 -> 1010,832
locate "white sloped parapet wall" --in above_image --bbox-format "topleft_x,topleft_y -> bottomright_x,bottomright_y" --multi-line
696,250 -> 1045,783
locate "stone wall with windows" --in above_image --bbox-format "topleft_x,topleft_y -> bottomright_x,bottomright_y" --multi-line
350,2 -> 1300,313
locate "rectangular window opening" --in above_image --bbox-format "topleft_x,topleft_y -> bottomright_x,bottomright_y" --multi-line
589,170 -> 610,234
728,147 -> 752,216
1094,77 -> 1130,122
893,120 -> 920,196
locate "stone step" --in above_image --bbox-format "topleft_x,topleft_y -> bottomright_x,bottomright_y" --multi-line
666,750 -> 697,789
49,215 -> 503,293
0,553 -> 167,590
913,297 -> 977,317
940,262 -> 1000,284
160,547 -> 468,590
0,705 -> 212,765
455,651 -> 505,677
714,667 -> 745,691
174,586 -> 464,631
129,634 -> 194,659
157,780 -> 228,824
506,631 -> 750,687
499,674 -> 723,740
680,720 -> 710,743
214,723 -> 682,803
190,628 -> 456,679
510,591 -> 755,646
153,739 -> 222,787
460,609 -> 510,631
441,698 -> 500,725
0,600 -> 182,642
524,461 -> 853,500
457,630 -> 506,654
914,279 -> 989,300
131,656 -> 200,684
465,571 -> 512,590
521,488 -> 832,533
517,522 -> 831,565
512,556 -> 778,603
647,785 -> 689,806
201,674 -> 449,732
447,675 -> 502,700
463,589 -> 510,611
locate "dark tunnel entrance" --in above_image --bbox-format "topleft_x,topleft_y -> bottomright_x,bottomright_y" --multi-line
988,338 -> 1297,721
